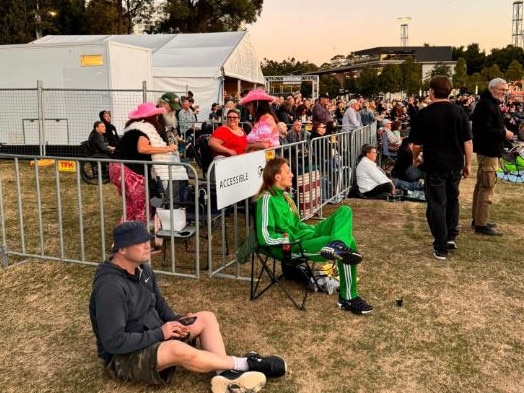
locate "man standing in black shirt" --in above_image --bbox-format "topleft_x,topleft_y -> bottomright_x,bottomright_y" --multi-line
410,75 -> 473,261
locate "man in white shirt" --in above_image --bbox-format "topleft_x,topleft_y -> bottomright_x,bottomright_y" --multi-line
356,144 -> 395,197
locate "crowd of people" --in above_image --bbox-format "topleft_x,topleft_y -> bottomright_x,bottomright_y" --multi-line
84,76 -> 522,391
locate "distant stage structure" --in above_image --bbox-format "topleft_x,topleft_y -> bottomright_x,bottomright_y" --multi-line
397,17 -> 412,47
513,1 -> 524,48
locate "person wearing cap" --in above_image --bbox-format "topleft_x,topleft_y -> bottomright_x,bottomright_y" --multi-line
90,221 -> 286,392
311,92 -> 332,125
158,92 -> 181,133
109,103 -> 177,223
98,110 -> 119,148
240,89 -> 280,149
380,119 -> 401,151
341,99 -> 362,132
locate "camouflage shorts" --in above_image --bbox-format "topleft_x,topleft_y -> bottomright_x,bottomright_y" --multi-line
106,342 -> 176,385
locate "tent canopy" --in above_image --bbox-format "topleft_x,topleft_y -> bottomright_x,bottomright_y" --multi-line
34,31 -> 265,84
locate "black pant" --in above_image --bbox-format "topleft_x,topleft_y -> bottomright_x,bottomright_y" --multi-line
425,170 -> 462,254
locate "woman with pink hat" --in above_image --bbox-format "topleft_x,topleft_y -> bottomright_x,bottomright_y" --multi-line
109,103 -> 177,223
240,89 -> 280,149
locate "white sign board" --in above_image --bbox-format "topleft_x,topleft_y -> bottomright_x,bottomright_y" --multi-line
214,150 -> 266,210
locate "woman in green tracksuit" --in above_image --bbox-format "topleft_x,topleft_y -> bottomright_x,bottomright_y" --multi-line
254,157 -> 373,315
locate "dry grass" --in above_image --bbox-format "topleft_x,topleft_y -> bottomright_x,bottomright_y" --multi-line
1,161 -> 524,392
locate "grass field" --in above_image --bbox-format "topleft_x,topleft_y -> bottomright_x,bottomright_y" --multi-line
0,164 -> 523,393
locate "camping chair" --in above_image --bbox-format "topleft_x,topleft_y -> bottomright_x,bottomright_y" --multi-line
499,146 -> 524,183
379,133 -> 397,175
246,205 -> 335,311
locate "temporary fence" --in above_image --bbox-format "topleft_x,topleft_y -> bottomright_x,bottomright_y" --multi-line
0,123 -> 376,280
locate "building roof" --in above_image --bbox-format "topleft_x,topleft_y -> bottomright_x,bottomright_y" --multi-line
353,46 -> 453,62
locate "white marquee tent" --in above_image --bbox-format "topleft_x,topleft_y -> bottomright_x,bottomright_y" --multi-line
32,31 -> 265,115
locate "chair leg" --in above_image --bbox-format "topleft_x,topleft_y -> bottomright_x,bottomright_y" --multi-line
250,253 -> 309,311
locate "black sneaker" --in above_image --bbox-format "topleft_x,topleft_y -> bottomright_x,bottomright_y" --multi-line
446,240 -> 457,250
433,249 -> 447,261
245,352 -> 286,378
321,240 -> 362,265
475,226 -> 503,236
338,296 -> 373,315
211,370 -> 266,393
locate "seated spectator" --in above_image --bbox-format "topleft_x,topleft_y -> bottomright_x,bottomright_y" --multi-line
277,101 -> 294,126
356,144 -> 420,197
99,110 -> 119,148
286,120 -> 304,144
309,121 -> 327,141
392,138 -> 424,182
208,109 -> 267,158
277,122 -> 289,146
391,120 -> 403,139
90,221 -> 286,392
88,121 -> 114,158
356,144 -> 396,197
382,119 -> 402,151
158,92 -> 181,133
254,158 -> 373,315
208,103 -> 221,121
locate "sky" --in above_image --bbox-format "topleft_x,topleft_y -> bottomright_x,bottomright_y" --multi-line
246,0 -> 515,66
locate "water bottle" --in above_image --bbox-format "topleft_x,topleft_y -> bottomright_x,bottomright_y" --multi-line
282,232 -> 291,262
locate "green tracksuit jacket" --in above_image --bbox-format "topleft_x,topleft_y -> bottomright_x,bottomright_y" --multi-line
255,186 -> 359,300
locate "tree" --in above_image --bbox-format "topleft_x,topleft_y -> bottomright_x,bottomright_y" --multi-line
481,64 -> 503,81
485,45 -> 524,74
357,67 -> 379,97
84,0 -> 155,34
260,57 -> 317,75
453,44 -> 487,74
49,0 -> 86,35
452,57 -> 468,91
377,64 -> 402,94
401,56 -> 422,96
151,0 -> 263,33
0,0 -> 35,44
505,59 -> 524,82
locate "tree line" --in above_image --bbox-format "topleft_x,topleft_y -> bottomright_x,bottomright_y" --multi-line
2,1 -> 522,98
261,44 -> 524,98
0,0 -> 263,43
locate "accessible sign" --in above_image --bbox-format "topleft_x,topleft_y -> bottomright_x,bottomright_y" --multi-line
213,150 -> 266,210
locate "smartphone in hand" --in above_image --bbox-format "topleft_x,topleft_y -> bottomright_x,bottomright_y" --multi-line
177,316 -> 197,326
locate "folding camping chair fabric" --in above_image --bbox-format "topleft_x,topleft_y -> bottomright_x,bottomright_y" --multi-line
250,240 -> 321,311
248,204 -> 333,311
499,146 -> 524,183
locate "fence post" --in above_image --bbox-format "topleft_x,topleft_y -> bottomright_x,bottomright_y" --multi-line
37,80 -> 45,156
142,81 -> 147,103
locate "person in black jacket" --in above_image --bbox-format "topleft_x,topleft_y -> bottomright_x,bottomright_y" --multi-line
471,78 -> 514,236
88,121 -> 114,158
90,221 -> 286,392
99,110 -> 119,148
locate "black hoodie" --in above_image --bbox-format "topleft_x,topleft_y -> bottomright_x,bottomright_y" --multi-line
98,111 -> 120,148
89,261 -> 178,363
471,90 -> 506,158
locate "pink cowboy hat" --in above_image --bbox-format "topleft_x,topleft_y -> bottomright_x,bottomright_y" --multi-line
128,102 -> 165,120
239,89 -> 275,105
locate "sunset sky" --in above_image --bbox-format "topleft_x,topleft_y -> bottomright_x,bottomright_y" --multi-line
246,0 -> 515,65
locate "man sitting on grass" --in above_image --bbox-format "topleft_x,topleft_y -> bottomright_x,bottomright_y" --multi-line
254,157 -> 373,315
89,221 -> 286,392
